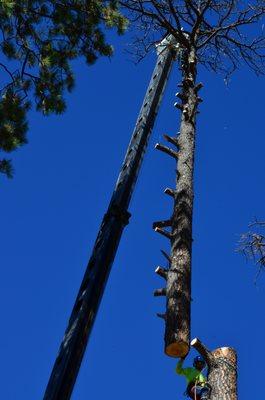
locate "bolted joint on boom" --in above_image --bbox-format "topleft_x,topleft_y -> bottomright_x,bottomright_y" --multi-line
106,204 -> 131,226
155,34 -> 179,56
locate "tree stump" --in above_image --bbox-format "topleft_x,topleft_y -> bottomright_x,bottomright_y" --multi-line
191,338 -> 237,400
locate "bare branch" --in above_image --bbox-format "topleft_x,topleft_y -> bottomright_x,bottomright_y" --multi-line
191,337 -> 215,366
238,218 -> 265,281
122,0 -> 265,76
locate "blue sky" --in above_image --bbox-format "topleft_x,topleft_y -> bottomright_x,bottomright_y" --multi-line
1,30 -> 265,399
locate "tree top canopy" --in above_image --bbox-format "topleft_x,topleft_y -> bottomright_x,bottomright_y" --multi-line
122,0 -> 265,75
0,0 -> 127,177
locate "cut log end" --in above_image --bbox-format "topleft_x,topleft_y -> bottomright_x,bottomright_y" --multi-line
212,346 -> 237,365
174,102 -> 183,110
165,341 -> 189,358
155,266 -> 168,279
153,219 -> 172,229
164,187 -> 175,197
208,346 -> 237,399
190,338 -> 198,346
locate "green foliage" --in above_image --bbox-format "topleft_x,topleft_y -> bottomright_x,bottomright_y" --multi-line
0,91 -> 29,152
0,0 -> 127,177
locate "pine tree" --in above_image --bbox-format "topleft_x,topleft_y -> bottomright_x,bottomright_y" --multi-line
0,0 -> 127,177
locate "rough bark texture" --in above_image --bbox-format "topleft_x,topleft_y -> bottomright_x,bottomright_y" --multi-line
43,38 -> 176,400
191,338 -> 238,400
164,47 -> 198,357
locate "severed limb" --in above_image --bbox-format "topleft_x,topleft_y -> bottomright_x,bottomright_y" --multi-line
191,337 -> 215,366
191,338 -> 238,400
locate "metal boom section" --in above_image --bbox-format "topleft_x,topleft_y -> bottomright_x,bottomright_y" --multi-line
44,36 -> 177,400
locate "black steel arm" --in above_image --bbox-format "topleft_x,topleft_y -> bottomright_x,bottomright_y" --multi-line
43,36 -> 177,400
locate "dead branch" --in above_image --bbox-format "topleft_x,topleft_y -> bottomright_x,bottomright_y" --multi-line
161,249 -> 171,264
153,219 -> 172,229
121,0 -> 265,76
164,187 -> 175,197
238,218 -> 265,281
163,134 -> 179,147
155,227 -> 172,239
191,337 -> 215,366
155,266 -> 168,279
155,143 -> 179,159
154,288 -> 167,296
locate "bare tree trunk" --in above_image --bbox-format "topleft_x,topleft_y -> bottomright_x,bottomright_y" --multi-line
167,47 -> 198,357
191,338 -> 238,400
155,47 -> 200,357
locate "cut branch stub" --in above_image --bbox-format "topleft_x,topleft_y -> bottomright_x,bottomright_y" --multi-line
175,92 -> 186,101
163,134 -> 179,148
160,249 -> 171,264
174,102 -> 183,110
191,338 -> 238,400
155,266 -> 168,279
155,143 -> 179,159
190,338 -> 214,366
155,227 -> 172,239
164,187 -> 175,198
153,219 -> 172,229
154,288 -> 167,296
195,82 -> 203,92
157,313 -> 166,320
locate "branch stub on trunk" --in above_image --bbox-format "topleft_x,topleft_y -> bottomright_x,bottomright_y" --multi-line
154,288 -> 167,297
155,227 -> 172,239
155,143 -> 179,159
155,266 -> 168,279
164,187 -> 175,197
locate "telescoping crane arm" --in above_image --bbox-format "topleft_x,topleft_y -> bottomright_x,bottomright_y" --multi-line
43,35 -> 178,400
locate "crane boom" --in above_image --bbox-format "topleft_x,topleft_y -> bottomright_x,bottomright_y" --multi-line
43,36 -> 177,400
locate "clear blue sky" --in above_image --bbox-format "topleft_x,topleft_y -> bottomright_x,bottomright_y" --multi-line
1,30 -> 265,399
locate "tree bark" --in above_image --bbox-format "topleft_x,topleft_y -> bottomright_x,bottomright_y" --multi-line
164,47 -> 199,357
191,338 -> 238,400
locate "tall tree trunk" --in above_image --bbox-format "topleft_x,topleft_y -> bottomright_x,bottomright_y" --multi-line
191,338 -> 238,400
43,36 -> 176,400
155,47 -> 200,357
167,47 -> 198,357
